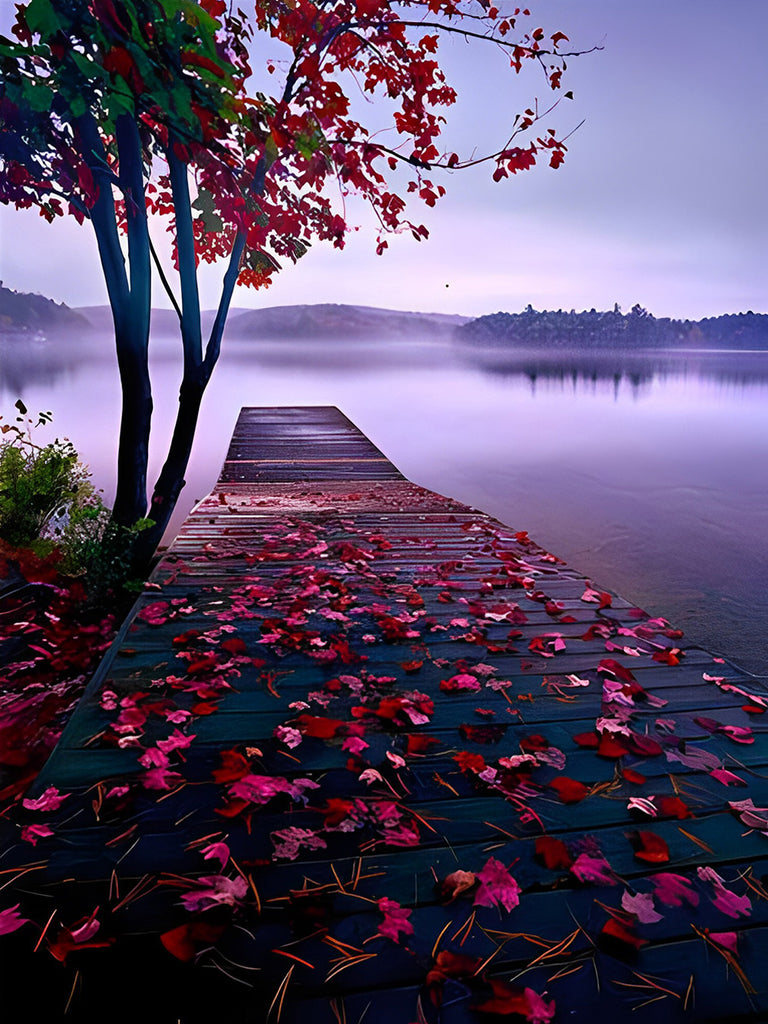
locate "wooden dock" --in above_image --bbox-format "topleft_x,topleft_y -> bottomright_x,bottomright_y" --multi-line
4,406 -> 768,1023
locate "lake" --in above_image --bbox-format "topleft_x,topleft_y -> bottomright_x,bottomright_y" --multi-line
2,332 -> 767,677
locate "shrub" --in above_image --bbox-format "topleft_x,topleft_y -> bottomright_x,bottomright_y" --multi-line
0,401 -> 87,546
59,502 -> 152,602
0,400 -> 150,603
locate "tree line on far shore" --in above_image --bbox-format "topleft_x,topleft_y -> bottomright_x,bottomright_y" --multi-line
457,304 -> 768,350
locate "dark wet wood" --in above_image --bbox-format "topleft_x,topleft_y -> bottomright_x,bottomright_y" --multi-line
7,406 -> 768,1024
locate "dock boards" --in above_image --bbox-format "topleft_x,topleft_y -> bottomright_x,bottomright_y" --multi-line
4,406 -> 768,1023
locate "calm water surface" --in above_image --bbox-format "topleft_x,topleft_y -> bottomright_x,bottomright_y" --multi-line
2,335 -> 767,676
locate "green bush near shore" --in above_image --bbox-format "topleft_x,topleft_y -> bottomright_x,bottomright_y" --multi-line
0,400 -> 149,602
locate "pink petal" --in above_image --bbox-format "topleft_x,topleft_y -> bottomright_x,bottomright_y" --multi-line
21,823 -> 53,845
22,786 -> 68,812
0,905 -> 28,936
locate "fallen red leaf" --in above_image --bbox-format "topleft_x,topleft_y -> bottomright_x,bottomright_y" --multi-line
600,916 -> 647,950
406,734 -> 439,755
657,796 -> 692,819
473,978 -> 530,1016
212,749 -> 250,783
191,701 -> 219,716
629,829 -> 670,863
548,776 -> 589,804
597,734 -> 630,759
295,714 -> 344,739
535,835 -> 573,870
572,731 -> 599,748
519,733 -> 549,752
221,637 -> 247,655
160,920 -> 227,962
453,751 -> 486,773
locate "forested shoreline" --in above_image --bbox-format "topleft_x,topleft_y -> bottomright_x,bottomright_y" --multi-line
457,304 -> 768,350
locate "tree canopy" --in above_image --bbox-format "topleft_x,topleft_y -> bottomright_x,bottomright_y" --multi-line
0,0 -> 590,553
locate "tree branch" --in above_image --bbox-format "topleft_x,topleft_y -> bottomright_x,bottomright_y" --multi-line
115,114 -> 151,344
149,235 -> 183,323
202,157 -> 268,378
167,138 -> 203,375
75,112 -> 130,326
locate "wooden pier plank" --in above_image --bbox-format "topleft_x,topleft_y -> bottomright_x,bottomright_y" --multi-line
4,406 -> 768,1024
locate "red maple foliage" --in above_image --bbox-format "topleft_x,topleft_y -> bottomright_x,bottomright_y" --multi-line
1,1 -> 592,544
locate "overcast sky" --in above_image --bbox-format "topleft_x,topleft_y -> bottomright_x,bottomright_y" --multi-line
1,0 -> 766,320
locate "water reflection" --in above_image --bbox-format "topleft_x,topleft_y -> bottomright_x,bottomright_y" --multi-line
454,345 -> 768,399
0,333 -> 121,399
6,332 -> 768,400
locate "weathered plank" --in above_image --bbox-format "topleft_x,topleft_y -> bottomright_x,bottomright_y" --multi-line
4,406 -> 768,1024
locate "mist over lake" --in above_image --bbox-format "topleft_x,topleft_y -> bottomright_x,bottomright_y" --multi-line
2,331 -> 767,677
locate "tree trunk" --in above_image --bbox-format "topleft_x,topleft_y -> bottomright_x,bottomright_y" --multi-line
136,373 -> 207,561
112,337 -> 153,526
77,112 -> 152,528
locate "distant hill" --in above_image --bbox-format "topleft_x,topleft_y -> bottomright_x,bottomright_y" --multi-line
73,302 -> 469,340
0,283 -> 91,335
75,305 -> 252,335
225,303 -> 470,340
457,305 -> 768,350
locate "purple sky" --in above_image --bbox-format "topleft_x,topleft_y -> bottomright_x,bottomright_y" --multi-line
1,0 -> 766,319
